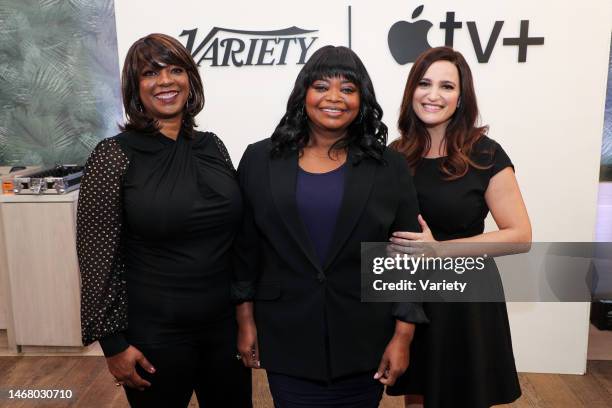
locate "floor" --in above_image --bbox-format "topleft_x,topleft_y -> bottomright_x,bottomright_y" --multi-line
588,324 -> 612,360
0,356 -> 610,407
1,327 -> 611,407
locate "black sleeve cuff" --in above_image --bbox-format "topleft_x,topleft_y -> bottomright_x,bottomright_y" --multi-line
98,332 -> 129,357
392,302 -> 429,324
231,281 -> 256,303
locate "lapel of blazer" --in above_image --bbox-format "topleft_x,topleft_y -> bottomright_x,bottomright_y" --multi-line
269,150 -> 323,273
323,148 -> 377,271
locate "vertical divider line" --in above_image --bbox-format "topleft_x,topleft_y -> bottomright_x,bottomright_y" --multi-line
348,5 -> 352,49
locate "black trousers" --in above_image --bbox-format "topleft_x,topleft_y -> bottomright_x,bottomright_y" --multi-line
267,371 -> 383,408
123,318 -> 252,408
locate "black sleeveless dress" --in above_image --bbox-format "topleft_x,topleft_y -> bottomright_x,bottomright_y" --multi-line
387,136 -> 522,408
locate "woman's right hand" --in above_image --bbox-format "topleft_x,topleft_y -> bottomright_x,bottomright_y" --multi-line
236,301 -> 261,368
105,345 -> 155,391
237,320 -> 261,368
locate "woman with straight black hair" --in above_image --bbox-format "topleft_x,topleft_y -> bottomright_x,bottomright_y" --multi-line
232,45 -> 428,407
77,33 -> 251,407
387,46 -> 530,408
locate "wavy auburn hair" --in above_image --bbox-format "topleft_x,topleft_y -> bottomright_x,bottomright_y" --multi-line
270,45 -> 387,163
391,47 -> 489,179
120,33 -> 204,137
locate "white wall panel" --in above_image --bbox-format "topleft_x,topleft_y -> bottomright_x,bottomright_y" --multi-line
114,0 -> 612,374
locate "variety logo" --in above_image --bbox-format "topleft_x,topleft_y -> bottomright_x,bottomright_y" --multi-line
388,5 -> 545,64
180,26 -> 319,67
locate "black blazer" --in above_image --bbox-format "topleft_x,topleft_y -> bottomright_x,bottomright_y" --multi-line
232,139 -> 427,381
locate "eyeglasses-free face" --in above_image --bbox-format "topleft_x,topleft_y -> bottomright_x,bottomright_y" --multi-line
305,76 -> 361,136
138,64 -> 190,123
412,60 -> 460,130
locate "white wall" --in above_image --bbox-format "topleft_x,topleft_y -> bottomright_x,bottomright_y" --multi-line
114,0 -> 612,374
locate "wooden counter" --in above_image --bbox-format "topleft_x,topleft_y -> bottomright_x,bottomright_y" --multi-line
0,191 -> 82,352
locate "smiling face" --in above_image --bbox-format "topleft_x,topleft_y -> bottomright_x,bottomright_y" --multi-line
412,60 -> 460,130
138,64 -> 190,123
305,76 -> 360,136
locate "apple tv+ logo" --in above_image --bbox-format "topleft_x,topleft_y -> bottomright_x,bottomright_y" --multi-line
388,5 -> 545,64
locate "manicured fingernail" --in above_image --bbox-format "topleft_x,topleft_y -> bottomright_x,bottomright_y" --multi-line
373,372 -> 381,379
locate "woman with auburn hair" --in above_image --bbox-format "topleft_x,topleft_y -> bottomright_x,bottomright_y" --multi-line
232,45 -> 427,407
386,46 -> 531,407
77,33 -> 251,407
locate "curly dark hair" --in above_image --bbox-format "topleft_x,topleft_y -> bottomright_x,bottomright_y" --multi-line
120,33 -> 204,137
270,45 -> 387,163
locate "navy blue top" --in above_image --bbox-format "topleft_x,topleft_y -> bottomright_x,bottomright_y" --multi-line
296,164 -> 346,265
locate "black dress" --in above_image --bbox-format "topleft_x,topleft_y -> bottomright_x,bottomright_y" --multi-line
387,136 -> 521,408
77,130 -> 251,407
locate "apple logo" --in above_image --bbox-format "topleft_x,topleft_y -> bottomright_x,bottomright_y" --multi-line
388,5 -> 433,64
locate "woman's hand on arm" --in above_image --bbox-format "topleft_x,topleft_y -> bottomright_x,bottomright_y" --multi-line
374,321 -> 415,386
389,214 -> 439,256
236,302 -> 261,369
106,345 -> 155,391
391,215 -> 435,242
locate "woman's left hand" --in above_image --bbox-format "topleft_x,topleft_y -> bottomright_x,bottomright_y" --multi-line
373,331 -> 412,386
389,215 -> 438,257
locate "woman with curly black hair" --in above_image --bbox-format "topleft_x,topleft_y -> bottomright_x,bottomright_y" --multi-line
231,45 -> 428,407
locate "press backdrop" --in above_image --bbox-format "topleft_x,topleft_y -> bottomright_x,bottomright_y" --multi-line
112,0 -> 612,374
